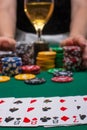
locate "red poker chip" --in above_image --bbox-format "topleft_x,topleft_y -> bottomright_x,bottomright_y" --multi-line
51,76 -> 73,83
21,65 -> 40,74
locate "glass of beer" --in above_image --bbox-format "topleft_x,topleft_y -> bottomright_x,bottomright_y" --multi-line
24,0 -> 54,41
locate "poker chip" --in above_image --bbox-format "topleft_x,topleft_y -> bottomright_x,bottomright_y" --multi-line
53,70 -> 73,77
51,76 -> 73,83
48,68 -> 66,74
21,65 -> 40,74
24,78 -> 46,85
0,76 -> 10,82
14,74 -> 36,80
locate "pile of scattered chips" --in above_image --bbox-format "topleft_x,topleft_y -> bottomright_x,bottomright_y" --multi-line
63,46 -> 82,71
50,69 -> 73,83
21,65 -> 40,74
24,78 -> 46,85
1,57 -> 22,76
52,47 -> 64,68
16,42 -> 34,65
0,76 -> 10,82
36,51 -> 56,71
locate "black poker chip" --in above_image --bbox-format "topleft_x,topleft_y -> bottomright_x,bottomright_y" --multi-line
24,78 -> 46,85
53,70 -> 73,77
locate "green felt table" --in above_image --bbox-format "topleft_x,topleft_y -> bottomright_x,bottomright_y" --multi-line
0,70 -> 87,130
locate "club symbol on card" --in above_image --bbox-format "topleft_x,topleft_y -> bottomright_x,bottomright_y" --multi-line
0,100 -> 5,104
31,118 -> 38,125
79,114 -> 86,120
61,116 -> 69,121
60,107 -> 67,111
40,116 -> 51,122
42,107 -> 51,111
83,97 -> 87,102
60,99 -> 65,103
77,106 -> 81,110
43,99 -> 52,103
5,116 -> 14,123
27,107 -> 34,112
9,107 -> 19,112
30,99 -> 37,104
53,117 -> 59,124
23,117 -> 31,123
13,100 -> 23,104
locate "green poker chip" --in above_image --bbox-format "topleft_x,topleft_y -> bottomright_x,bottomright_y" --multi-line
47,68 -> 66,74
52,47 -> 63,53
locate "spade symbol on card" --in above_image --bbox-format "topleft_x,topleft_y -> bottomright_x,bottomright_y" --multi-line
77,106 -> 81,110
30,99 -> 37,104
23,117 -> 31,123
79,114 -> 86,120
42,107 -> 51,111
9,107 -> 19,112
5,116 -> 14,123
44,99 -> 52,103
0,100 -> 5,104
13,100 -> 23,104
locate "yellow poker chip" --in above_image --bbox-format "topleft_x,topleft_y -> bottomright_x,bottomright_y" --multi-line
38,51 -> 56,56
14,74 -> 36,80
0,76 -> 10,82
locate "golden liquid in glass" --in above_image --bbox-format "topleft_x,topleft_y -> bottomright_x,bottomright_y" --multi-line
24,2 -> 54,31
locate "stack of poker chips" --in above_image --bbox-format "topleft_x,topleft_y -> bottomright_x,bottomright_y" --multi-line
16,41 -> 34,65
1,57 -> 22,76
63,46 -> 82,71
36,51 -> 56,71
52,47 -> 64,68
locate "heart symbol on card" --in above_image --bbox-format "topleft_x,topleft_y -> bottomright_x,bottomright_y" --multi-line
23,117 -> 30,123
0,117 -> 2,122
83,97 -> 87,101
0,100 -> 5,104
30,99 -> 37,104
27,107 -> 34,112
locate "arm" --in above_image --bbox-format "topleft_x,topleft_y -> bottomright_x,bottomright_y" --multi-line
0,0 -> 17,51
70,0 -> 87,38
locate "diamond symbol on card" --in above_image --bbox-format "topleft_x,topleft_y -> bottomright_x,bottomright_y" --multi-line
83,97 -> 87,101
60,99 -> 65,103
61,116 -> 69,121
0,100 -> 5,104
60,107 -> 67,111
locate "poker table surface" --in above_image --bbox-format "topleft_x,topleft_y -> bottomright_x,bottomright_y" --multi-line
0,69 -> 87,130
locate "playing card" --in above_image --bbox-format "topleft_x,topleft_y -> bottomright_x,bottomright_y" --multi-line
2,98 -> 31,127
21,97 -> 44,127
0,97 -> 15,126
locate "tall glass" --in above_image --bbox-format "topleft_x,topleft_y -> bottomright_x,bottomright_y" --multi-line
24,0 -> 54,41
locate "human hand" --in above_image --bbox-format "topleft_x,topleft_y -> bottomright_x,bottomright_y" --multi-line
0,36 -> 16,51
61,35 -> 87,68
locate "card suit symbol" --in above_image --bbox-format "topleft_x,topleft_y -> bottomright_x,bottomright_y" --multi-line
5,116 -> 14,123
30,99 -> 37,104
42,107 -> 51,111
0,100 -> 5,104
61,116 -> 69,121
0,117 -> 2,122
83,97 -> 87,101
13,100 -> 23,104
27,107 -> 34,112
40,116 -> 51,122
44,99 -> 52,103
79,114 -> 86,120
60,99 -> 65,103
9,107 -> 19,112
23,117 -> 30,123
77,106 -> 81,110
60,107 -> 67,111
16,118 -> 21,120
